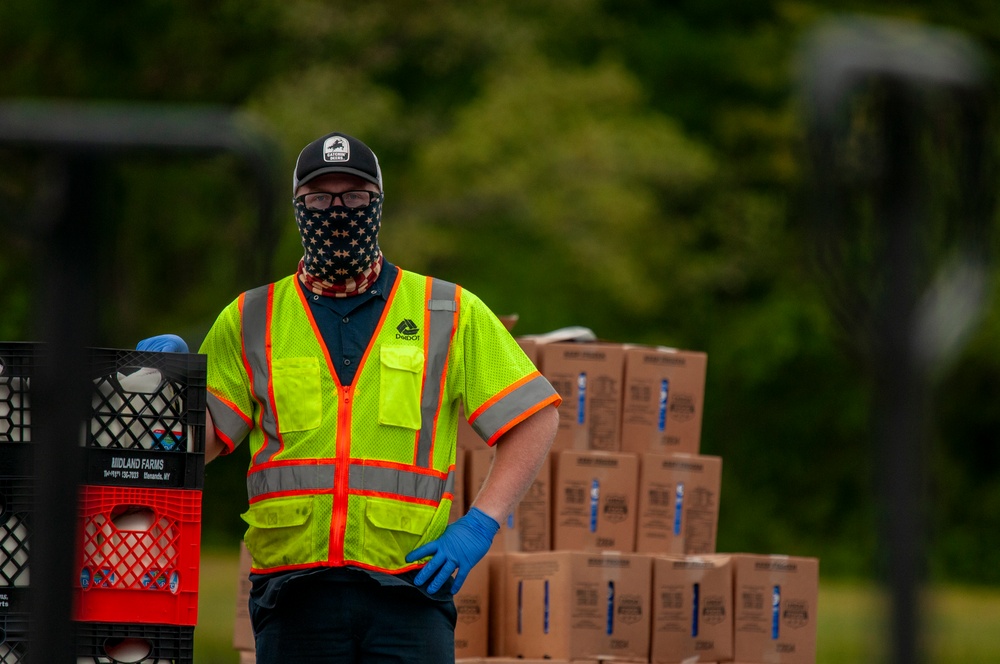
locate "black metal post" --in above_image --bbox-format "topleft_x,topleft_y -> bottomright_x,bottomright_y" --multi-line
800,17 -> 992,664
872,84 -> 926,664
28,154 -> 102,663
0,100 -> 281,663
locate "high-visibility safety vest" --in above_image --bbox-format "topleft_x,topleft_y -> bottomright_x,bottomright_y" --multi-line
199,269 -> 560,575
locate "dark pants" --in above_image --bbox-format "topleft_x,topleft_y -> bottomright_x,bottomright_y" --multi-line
249,569 -> 457,663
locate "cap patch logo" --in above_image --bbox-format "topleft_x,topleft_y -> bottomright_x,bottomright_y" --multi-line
323,137 -> 350,163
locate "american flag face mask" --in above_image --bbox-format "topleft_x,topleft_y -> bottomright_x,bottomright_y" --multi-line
294,193 -> 383,282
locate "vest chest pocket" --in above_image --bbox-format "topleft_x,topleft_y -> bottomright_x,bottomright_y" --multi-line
379,346 -> 424,430
272,357 -> 322,433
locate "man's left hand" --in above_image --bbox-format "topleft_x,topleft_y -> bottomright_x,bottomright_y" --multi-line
405,507 -> 499,594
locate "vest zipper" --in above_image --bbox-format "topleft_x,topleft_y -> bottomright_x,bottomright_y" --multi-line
330,385 -> 352,564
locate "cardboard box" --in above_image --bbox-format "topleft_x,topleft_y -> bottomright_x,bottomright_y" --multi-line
517,336 -> 540,368
459,660 -> 599,663
233,542 -> 254,652
450,447 -> 468,522
542,343 -> 625,452
455,559 -> 491,659
468,448 -> 551,553
621,346 -> 707,456
651,555 -> 733,663
458,659 -> 598,663
487,554 -> 508,656
499,314 -> 519,332
504,551 -> 652,662
553,451 -> 638,552
636,453 -> 722,554
733,554 -> 819,664
458,405 -> 481,453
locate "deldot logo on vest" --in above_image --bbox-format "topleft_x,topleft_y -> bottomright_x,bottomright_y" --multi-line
396,319 -> 420,340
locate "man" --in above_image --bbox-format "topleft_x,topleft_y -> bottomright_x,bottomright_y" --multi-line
139,131 -> 560,663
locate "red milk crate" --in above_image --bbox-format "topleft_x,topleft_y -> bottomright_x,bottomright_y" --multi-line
73,485 -> 202,626
75,622 -> 194,663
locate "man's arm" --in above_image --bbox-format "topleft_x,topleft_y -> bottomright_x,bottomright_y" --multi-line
470,404 -> 559,523
204,410 -> 227,463
405,404 -> 558,593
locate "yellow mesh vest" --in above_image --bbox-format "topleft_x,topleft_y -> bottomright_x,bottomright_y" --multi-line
238,271 -> 457,574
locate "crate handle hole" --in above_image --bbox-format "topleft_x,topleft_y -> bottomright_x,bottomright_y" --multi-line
110,505 -> 156,532
103,637 -> 152,663
116,367 -> 164,395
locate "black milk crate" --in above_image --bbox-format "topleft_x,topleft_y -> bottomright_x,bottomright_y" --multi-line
0,343 -> 41,444
0,611 -> 28,662
0,465 -> 32,589
0,343 -> 206,488
84,348 -> 206,491
75,621 -> 194,663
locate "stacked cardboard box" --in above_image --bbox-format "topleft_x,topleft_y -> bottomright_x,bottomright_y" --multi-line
731,554 -> 819,664
636,453 -> 722,555
552,450 -> 639,553
233,543 -> 255,661
455,557 -> 492,659
621,346 -> 708,456
504,551 -> 653,662
225,330 -> 820,663
542,343 -> 627,453
488,336 -> 817,663
650,554 -> 734,662
467,448 -> 552,554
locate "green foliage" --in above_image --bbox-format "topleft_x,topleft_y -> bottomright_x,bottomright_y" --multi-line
2,0 -> 1000,585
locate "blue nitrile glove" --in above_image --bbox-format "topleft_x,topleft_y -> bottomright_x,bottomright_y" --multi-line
136,334 -> 189,353
406,507 -> 500,594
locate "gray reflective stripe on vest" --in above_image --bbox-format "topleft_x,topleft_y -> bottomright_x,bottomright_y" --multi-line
206,391 -> 250,447
247,463 -> 337,498
242,285 -> 282,462
246,462 -> 454,501
415,278 -> 457,468
349,465 -> 455,502
471,374 -> 557,442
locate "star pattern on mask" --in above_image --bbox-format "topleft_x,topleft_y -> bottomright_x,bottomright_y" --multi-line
293,195 -> 383,282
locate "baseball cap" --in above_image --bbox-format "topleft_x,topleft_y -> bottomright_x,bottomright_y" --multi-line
292,132 -> 383,193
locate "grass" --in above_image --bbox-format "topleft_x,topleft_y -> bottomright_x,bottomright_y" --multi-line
194,547 -> 1000,663
194,546 -> 242,664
